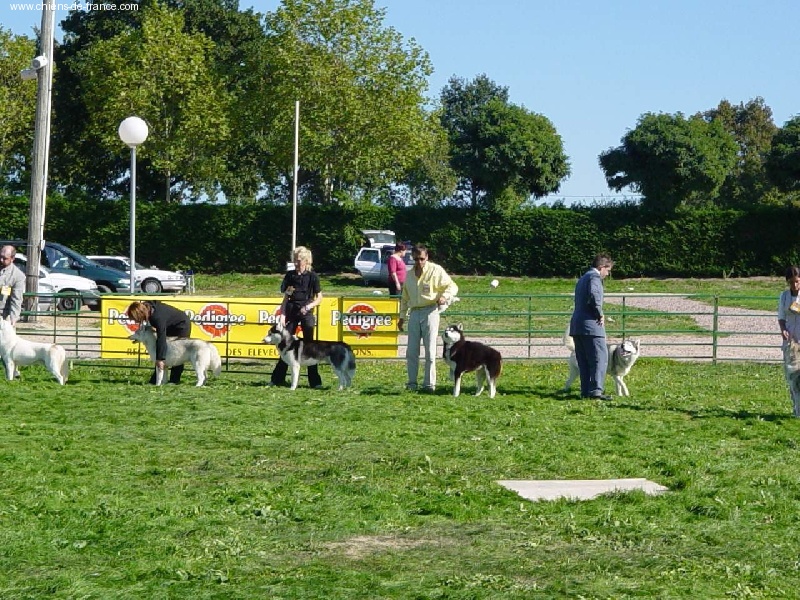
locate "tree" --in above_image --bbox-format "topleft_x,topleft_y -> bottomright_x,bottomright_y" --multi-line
701,97 -> 778,207
0,29 -> 37,193
259,0 -> 436,203
599,112 -> 738,213
69,6 -> 232,202
440,75 -> 569,209
52,0 -> 266,202
440,74 -> 508,205
766,116 -> 800,194
469,99 -> 569,209
396,109 -> 457,206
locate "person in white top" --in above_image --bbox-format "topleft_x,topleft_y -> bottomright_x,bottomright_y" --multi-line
778,265 -> 800,417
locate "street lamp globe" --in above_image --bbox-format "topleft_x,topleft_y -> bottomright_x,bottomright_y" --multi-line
119,116 -> 149,295
118,116 -> 148,147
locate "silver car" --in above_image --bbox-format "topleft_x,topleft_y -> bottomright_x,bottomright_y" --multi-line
354,247 -> 412,285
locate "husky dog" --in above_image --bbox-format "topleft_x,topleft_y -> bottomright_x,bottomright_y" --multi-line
263,322 -> 356,390
129,323 -> 222,387
783,341 -> 800,417
0,318 -> 69,384
563,327 -> 641,397
442,323 -> 502,398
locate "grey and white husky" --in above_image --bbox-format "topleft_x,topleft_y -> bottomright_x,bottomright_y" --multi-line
129,323 -> 222,386
442,323 -> 502,398
563,327 -> 641,397
263,322 -> 356,390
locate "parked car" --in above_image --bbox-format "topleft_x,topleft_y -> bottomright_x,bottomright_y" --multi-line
0,240 -> 134,294
87,255 -> 187,294
360,229 -> 397,249
15,253 -> 100,311
354,246 -> 413,285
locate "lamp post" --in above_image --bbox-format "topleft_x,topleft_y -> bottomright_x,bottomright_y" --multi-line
118,116 -> 149,294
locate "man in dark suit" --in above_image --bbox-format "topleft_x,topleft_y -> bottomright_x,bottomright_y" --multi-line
569,253 -> 614,399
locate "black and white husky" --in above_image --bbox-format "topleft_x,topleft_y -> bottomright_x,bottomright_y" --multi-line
263,322 -> 356,390
442,323 -> 502,398
783,340 -> 800,417
129,323 -> 222,387
563,327 -> 641,397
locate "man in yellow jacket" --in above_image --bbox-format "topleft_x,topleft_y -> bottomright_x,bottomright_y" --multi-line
398,244 -> 458,392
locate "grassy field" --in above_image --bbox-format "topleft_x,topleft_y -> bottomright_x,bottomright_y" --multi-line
1,354 -> 798,598
195,272 -> 785,307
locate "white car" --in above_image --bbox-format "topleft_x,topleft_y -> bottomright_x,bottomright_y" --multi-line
87,255 -> 187,294
15,253 -> 100,311
354,246 -> 413,285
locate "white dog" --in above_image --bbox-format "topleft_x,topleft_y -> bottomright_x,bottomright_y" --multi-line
563,326 -> 641,397
129,323 -> 222,387
0,318 -> 69,384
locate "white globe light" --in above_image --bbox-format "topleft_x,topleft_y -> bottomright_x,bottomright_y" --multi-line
490,279 -> 499,288
118,116 -> 149,147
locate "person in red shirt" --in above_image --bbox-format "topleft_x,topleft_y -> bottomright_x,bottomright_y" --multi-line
387,242 -> 407,297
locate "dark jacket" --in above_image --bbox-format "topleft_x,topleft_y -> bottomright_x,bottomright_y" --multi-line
146,301 -> 191,360
569,268 -> 605,337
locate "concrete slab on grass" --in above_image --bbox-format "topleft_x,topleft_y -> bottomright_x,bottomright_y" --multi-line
498,478 -> 668,502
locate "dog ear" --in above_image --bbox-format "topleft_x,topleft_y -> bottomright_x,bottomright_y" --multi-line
457,322 -> 463,330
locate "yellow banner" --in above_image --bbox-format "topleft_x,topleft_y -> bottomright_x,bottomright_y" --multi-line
101,295 -> 402,360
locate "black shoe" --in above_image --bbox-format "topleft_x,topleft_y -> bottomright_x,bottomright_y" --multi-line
589,393 -> 612,400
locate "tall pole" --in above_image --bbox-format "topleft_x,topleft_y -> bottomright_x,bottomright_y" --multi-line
25,1 -> 55,320
290,100 -> 299,266
129,146 -> 137,293
118,116 -> 148,294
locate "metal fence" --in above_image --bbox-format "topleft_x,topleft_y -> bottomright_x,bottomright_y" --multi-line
16,291 -> 783,372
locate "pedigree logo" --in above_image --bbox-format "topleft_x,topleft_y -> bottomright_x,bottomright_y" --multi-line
186,303 -> 245,339
107,307 -> 140,334
333,304 -> 393,339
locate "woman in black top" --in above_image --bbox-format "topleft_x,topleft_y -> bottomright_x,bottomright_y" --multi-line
269,246 -> 323,388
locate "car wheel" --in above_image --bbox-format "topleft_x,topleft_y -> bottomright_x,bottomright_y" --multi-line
56,290 -> 79,312
142,278 -> 162,294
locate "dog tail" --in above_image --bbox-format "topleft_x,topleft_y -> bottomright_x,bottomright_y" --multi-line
563,323 -> 575,352
210,343 -> 222,377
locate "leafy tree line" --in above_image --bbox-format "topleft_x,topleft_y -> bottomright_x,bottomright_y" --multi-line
1,193 -> 799,278
2,0 -> 799,213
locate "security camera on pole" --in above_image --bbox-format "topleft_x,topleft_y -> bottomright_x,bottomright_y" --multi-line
118,117 -> 149,294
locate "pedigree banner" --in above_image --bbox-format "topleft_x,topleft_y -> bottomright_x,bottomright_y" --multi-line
101,296 -> 401,360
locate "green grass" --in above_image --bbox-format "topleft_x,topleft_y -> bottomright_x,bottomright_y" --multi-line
1,358 -> 798,598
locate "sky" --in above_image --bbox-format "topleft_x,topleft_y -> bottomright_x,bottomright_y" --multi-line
3,0 -> 799,203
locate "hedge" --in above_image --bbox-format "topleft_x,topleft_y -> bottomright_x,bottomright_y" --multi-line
1,194 -> 798,278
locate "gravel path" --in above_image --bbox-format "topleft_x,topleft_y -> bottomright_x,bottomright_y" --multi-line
400,294 -> 782,363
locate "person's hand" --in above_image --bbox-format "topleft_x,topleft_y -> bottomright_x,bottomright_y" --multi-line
598,315 -> 605,326
156,360 -> 166,370
437,296 -> 447,306
783,329 -> 790,341
278,314 -> 286,327
397,318 -> 404,332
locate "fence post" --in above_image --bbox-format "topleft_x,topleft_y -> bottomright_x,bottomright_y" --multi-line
621,295 -> 627,339
527,295 -> 533,358
712,296 -> 719,365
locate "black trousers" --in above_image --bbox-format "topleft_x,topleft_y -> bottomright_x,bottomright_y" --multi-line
149,364 -> 185,384
270,312 -> 322,387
